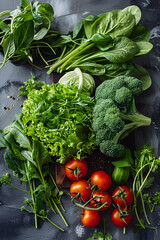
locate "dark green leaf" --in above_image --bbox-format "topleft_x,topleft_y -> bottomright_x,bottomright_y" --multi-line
73,21 -> 84,39
21,0 -> 29,8
130,24 -> 150,42
83,15 -> 99,39
10,127 -> 32,151
14,20 -> 34,50
38,3 -> 54,23
1,33 -> 15,58
112,160 -> 132,167
91,9 -> 136,38
32,140 -> 52,168
135,41 -> 153,56
91,33 -> 113,51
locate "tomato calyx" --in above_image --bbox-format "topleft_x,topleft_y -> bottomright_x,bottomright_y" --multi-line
112,186 -> 132,207
66,166 -> 82,180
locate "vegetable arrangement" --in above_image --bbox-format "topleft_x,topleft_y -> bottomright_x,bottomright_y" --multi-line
0,0 -> 159,238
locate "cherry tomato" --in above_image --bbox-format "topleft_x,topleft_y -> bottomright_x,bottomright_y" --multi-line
65,159 -> 88,181
70,179 -> 91,202
90,190 -> 112,211
112,186 -> 134,208
91,170 -> 111,191
81,206 -> 101,228
111,208 -> 132,228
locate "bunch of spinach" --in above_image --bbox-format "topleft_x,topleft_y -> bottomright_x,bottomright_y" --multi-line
0,0 -> 59,68
47,5 -> 152,90
0,113 -> 68,230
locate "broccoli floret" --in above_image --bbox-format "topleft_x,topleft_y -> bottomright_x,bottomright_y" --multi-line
115,86 -> 133,110
93,75 -> 151,158
100,140 -> 125,158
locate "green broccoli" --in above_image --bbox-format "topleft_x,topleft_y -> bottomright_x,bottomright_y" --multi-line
92,76 -> 151,158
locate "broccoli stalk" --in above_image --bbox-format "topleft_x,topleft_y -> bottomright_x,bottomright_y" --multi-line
119,100 -> 151,140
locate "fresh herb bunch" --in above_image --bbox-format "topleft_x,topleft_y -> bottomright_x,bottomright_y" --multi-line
131,144 -> 160,232
47,5 -> 152,89
0,113 -> 68,230
21,82 -> 96,164
0,0 -> 59,68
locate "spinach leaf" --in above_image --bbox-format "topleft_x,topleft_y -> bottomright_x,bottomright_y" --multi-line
122,5 -> 141,25
85,37 -> 139,63
91,33 -> 113,51
90,9 -> 136,38
130,24 -> 150,42
83,14 -> 99,39
75,62 -> 106,75
72,21 -> 84,39
135,41 -> 153,56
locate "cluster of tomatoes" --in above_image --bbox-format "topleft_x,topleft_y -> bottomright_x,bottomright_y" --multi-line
65,159 -> 134,230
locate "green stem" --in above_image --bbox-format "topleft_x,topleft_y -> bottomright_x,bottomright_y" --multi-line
10,183 -> 30,194
0,10 -> 11,18
45,216 -> 64,231
47,40 -> 91,74
60,42 -> 94,71
51,199 -> 68,227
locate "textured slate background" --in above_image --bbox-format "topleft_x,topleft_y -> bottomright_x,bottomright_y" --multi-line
0,0 -> 160,239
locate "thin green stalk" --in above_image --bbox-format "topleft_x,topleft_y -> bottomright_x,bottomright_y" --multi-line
0,10 -> 11,18
47,40 -> 91,74
60,42 -> 95,71
10,183 -> 30,194
51,199 -> 68,227
136,160 -> 155,197
37,48 -> 48,65
45,216 -> 64,231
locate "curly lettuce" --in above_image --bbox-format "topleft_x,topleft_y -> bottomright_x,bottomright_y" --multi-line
21,83 -> 96,164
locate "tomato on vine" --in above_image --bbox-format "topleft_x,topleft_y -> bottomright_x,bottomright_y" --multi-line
112,186 -> 134,208
90,190 -> 112,211
70,179 -> 91,202
111,208 -> 132,228
65,159 -> 88,181
90,170 -> 111,191
81,206 -> 101,228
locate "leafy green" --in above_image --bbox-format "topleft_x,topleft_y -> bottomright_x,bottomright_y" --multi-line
0,113 -> 68,230
0,0 -> 58,68
87,232 -> 112,240
21,82 -> 96,164
58,67 -> 95,94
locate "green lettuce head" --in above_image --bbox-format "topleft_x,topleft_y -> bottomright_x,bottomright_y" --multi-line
58,68 -> 95,94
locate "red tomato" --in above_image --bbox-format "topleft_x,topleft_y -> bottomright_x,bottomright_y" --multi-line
111,208 -> 132,228
65,159 -> 88,181
90,190 -> 112,211
81,206 -> 101,228
112,186 -> 134,208
70,179 -> 91,202
90,171 -> 111,191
